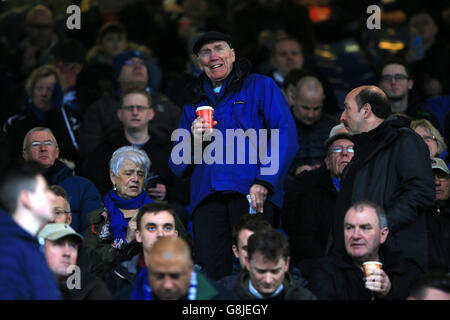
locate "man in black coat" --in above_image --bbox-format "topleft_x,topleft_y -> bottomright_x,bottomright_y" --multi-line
309,201 -> 422,300
331,85 -> 435,272
290,132 -> 355,265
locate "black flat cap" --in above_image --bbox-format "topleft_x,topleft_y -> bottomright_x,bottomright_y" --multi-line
192,31 -> 232,55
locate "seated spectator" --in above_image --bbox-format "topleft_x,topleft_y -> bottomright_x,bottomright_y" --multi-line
17,4 -> 58,76
407,272 -> 450,300
406,12 -> 450,99
78,50 -> 180,158
122,203 -> 182,299
86,22 -> 129,67
131,237 -> 235,300
411,118 -> 447,158
289,132 -> 355,266
49,185 -> 72,224
232,229 -> 316,300
82,83 -> 189,207
0,161 -> 61,299
22,127 -> 103,234
84,146 -> 190,275
269,37 -> 304,88
3,63 -> 85,165
309,201 -> 423,300
218,213 -> 273,290
288,75 -> 338,177
38,223 -> 111,300
50,38 -> 88,169
379,57 -> 441,131
424,158 -> 450,273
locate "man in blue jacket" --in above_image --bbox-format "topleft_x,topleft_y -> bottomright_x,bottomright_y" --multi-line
0,161 -> 61,299
169,31 -> 298,280
22,127 -> 103,234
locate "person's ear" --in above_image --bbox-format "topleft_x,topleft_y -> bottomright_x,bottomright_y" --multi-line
284,256 -> 290,272
148,107 -> 155,121
67,213 -> 72,225
362,103 -> 372,119
232,244 -> 239,259
379,227 -> 389,244
135,229 -> 142,243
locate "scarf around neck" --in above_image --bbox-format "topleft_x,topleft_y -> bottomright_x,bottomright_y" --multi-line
103,190 -> 153,244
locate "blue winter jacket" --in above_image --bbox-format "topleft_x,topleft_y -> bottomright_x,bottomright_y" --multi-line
169,58 -> 298,213
45,160 -> 103,234
0,209 -> 61,300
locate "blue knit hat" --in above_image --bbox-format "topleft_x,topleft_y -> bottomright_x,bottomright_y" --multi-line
112,50 -> 148,80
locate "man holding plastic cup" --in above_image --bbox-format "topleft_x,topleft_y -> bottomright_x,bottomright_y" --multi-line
308,201 -> 422,300
169,31 -> 298,280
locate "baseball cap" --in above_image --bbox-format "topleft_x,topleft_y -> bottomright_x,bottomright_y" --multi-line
431,157 -> 450,174
192,31 -> 232,55
38,223 -> 83,243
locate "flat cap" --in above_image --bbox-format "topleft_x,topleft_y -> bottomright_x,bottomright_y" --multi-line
192,31 -> 232,55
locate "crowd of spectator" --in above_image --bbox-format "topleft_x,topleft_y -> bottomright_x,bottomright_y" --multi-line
0,0 -> 450,301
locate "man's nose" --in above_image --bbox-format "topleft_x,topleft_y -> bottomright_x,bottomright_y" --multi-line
434,175 -> 441,185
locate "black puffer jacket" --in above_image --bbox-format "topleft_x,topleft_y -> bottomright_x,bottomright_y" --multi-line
331,116 -> 435,271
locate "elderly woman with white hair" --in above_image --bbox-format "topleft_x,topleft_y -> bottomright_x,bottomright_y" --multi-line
84,146 -> 154,268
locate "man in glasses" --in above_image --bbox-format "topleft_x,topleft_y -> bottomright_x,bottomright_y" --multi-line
289,132 -> 355,267
82,84 -> 190,217
425,158 -> 450,272
78,49 -> 180,159
378,57 -> 439,129
22,127 -> 102,234
334,85 -> 435,273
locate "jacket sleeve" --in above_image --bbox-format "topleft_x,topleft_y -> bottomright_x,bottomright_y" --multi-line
385,132 -> 435,232
253,77 -> 299,189
168,105 -> 197,179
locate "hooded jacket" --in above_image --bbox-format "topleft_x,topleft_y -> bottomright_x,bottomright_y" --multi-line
169,58 -> 298,213
0,210 -> 61,300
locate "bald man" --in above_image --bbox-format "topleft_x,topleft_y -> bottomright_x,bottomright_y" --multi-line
131,237 -> 235,300
289,76 -> 338,176
330,85 -> 434,272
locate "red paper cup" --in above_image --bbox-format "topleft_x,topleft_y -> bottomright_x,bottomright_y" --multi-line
196,106 -> 214,129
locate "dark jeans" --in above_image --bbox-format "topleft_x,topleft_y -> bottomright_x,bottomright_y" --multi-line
192,192 -> 275,280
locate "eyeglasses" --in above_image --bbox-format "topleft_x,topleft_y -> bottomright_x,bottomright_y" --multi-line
422,135 -> 436,141
28,141 -> 57,149
330,145 -> 354,153
54,209 -> 71,215
123,59 -> 145,67
198,44 -> 229,59
120,105 -> 150,112
381,74 -> 409,82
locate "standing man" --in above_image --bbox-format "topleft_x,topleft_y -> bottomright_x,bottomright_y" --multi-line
333,85 -> 435,271
169,31 -> 298,280
0,161 -> 61,299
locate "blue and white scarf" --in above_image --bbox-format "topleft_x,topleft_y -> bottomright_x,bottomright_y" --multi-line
103,190 -> 153,246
